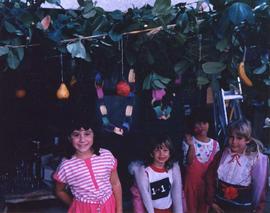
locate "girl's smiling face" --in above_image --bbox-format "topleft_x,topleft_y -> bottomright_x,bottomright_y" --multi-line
71,128 -> 94,156
152,144 -> 170,168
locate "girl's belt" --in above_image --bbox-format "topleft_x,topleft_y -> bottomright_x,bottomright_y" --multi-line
216,179 -> 252,206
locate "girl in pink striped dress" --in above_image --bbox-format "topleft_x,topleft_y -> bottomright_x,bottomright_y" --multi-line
53,120 -> 123,213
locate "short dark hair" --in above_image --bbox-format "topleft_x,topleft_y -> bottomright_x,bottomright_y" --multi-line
184,106 -> 210,134
64,118 -> 100,159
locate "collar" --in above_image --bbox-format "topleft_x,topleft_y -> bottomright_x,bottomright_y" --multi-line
150,164 -> 167,173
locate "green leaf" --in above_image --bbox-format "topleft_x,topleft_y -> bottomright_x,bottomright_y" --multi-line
82,3 -> 96,19
268,99 -> 270,107
84,52 -> 92,62
4,21 -> 17,33
143,74 -> 152,90
202,62 -> 226,74
216,39 -> 228,52
159,77 -> 171,84
176,12 -> 188,29
108,30 -> 122,42
264,78 -> 270,86
153,0 -> 171,16
20,13 -> 34,28
7,50 -> 20,70
109,10 -> 123,21
228,3 -> 255,25
14,47 -> 24,61
197,76 -> 209,86
152,79 -> 166,89
174,60 -> 190,74
92,15 -> 107,34
67,41 -> 87,59
253,64 -> 267,74
83,9 -> 96,19
0,46 -> 9,56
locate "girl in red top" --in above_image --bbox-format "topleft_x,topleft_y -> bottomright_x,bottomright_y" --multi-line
182,110 -> 219,213
53,119 -> 123,213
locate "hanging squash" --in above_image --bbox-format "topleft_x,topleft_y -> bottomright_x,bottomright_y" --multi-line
56,83 -> 70,99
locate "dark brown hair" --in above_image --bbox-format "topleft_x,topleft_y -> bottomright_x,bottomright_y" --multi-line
64,118 -> 100,159
145,134 -> 175,170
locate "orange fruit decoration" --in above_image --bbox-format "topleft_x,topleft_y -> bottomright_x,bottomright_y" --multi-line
15,89 -> 26,98
56,83 -> 70,99
116,80 -> 130,97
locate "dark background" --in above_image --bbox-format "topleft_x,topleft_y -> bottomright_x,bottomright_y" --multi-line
2,47 -> 268,197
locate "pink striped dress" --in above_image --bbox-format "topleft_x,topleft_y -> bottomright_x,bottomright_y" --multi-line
53,148 -> 117,213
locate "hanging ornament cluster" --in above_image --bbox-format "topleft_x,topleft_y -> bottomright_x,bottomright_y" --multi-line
56,54 -> 70,100
95,69 -> 135,136
151,89 -> 173,120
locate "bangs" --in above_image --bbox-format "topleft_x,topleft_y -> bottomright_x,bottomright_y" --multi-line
67,118 -> 95,134
229,129 -> 248,139
228,119 -> 251,140
156,142 -> 170,150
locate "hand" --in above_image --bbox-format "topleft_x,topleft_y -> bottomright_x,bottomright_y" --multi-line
212,203 -> 224,213
184,134 -> 193,146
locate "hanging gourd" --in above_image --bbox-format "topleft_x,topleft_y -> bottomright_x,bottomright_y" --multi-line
15,88 -> 26,98
56,82 -> 70,99
56,54 -> 70,100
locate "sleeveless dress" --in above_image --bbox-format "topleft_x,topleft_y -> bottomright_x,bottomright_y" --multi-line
184,140 -> 218,213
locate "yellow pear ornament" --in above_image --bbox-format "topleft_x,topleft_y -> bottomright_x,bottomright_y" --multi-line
56,82 -> 70,99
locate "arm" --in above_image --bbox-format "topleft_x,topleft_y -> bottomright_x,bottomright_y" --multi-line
183,134 -> 195,165
135,166 -> 154,213
205,151 -> 223,211
110,170 -> 123,213
171,163 -> 183,213
55,181 -> 73,206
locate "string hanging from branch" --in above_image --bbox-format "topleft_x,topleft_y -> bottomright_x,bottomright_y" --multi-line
56,54 -> 70,99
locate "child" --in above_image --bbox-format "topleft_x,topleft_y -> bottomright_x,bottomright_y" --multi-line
53,119 -> 123,213
206,119 -> 269,213
182,110 -> 220,213
130,135 -> 184,213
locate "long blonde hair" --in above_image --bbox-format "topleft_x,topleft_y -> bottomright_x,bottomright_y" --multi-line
227,119 -> 264,154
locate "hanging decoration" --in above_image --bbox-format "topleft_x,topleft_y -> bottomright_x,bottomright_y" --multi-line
15,88 -> 27,98
238,47 -> 253,87
116,80 -> 131,96
95,39 -> 135,135
95,69 -> 135,135
151,89 -> 173,120
56,54 -> 70,100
